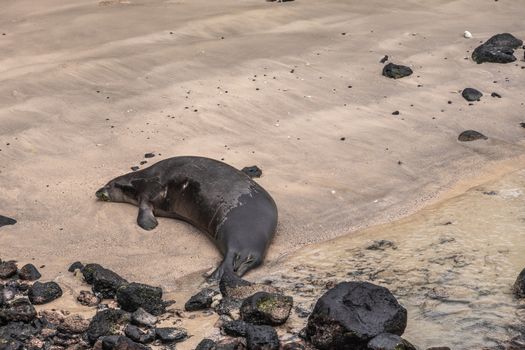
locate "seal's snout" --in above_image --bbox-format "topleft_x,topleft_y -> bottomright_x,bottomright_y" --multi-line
95,188 -> 111,201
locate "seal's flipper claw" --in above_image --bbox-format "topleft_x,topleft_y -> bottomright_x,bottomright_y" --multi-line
137,206 -> 158,230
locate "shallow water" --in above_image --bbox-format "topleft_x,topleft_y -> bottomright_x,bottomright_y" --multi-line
246,168 -> 525,349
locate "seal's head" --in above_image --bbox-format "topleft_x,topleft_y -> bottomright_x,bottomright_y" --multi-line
95,176 -> 138,204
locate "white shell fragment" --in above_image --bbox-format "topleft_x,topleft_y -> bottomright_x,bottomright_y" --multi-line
464,31 -> 472,39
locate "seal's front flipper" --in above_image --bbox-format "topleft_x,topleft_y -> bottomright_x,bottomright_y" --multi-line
137,202 -> 158,230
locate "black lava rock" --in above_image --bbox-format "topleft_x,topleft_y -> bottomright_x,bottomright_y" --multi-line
513,268 -> 525,298
124,324 -> 155,344
116,283 -> 165,315
382,63 -> 413,79
82,263 -> 105,284
101,335 -> 150,350
222,320 -> 248,337
18,264 -> 41,281
245,324 -> 280,350
77,290 -> 101,307
131,308 -> 157,327
155,327 -> 187,343
219,272 -> 252,297
306,281 -> 407,350
0,321 -> 40,345
216,339 -> 246,350
144,153 -> 155,158
240,292 -> 293,326
491,92 -> 502,98
485,33 -> 523,48
241,166 -> 263,178
521,122 -> 525,128
458,130 -> 488,142
68,261 -> 84,272
0,261 -> 18,279
28,282 -> 63,305
92,267 -> 128,299
185,288 -> 219,311
462,88 -> 483,101
472,33 -> 523,64
0,299 -> 37,324
196,339 -> 217,350
215,296 -> 243,317
86,309 -> 130,345
368,333 -> 416,350
0,215 -> 16,227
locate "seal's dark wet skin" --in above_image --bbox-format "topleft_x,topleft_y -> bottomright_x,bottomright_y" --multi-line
0,215 -> 17,227
96,156 -> 278,281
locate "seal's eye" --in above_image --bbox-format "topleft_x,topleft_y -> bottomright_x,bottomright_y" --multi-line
115,184 -> 136,196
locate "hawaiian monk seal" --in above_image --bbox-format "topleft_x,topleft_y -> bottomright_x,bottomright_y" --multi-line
95,156 -> 278,281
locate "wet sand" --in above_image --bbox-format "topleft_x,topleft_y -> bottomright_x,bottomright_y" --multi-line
1,0 -> 525,292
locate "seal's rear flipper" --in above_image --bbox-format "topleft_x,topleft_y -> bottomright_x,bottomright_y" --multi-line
206,253 -> 236,283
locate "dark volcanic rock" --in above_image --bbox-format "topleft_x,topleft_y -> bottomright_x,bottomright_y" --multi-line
472,33 -> 523,64
185,288 -> 218,311
219,273 -> 253,298
18,264 -> 41,281
144,153 -> 155,159
241,166 -> 263,178
0,321 -> 40,344
222,320 -> 248,337
82,264 -> 105,284
491,92 -> 502,98
0,261 -> 18,279
0,215 -> 16,227
131,308 -> 157,327
368,333 -> 416,350
216,339 -> 246,350
306,281 -> 407,350
124,324 -> 155,344
382,63 -> 413,79
116,283 -> 165,315
240,292 -> 293,326
77,290 -> 101,307
196,339 -> 217,350
513,268 -> 525,298
101,335 -> 150,350
92,268 -> 128,299
28,281 -> 63,305
485,33 -> 523,48
155,327 -> 187,343
458,130 -> 488,142
86,309 -> 130,345
520,122 -> 525,129
215,296 -> 243,317
68,261 -> 84,272
461,88 -> 483,101
245,324 -> 280,350
0,299 -> 37,324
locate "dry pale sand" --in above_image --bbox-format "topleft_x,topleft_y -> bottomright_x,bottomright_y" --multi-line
1,0 -> 525,290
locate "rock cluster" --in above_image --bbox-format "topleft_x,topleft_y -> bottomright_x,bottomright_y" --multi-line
0,260 -> 186,350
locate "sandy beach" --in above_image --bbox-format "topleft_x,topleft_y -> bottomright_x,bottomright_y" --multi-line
1,0 -> 525,293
